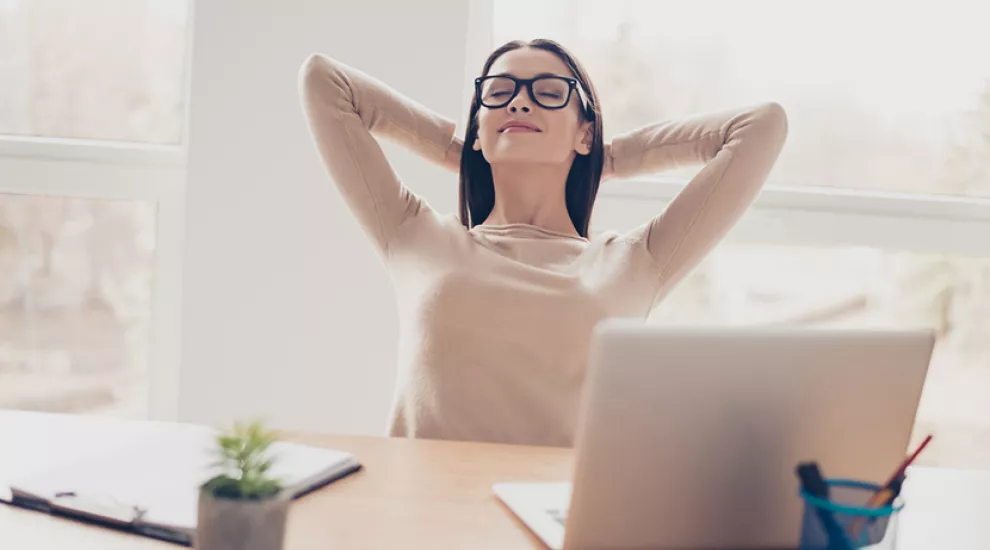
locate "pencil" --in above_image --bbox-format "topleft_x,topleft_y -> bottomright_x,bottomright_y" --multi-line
849,434 -> 934,540
866,434 -> 933,508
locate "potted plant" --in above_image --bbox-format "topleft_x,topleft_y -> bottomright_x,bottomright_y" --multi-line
196,421 -> 290,550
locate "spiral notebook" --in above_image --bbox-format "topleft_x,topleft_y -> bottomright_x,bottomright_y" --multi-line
0,411 -> 361,546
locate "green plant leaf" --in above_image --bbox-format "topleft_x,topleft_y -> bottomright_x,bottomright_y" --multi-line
201,419 -> 284,500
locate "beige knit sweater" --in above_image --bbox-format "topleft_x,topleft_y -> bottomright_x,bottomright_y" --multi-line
298,53 -> 788,446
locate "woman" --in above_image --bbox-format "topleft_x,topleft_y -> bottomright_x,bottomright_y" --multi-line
298,39 -> 787,447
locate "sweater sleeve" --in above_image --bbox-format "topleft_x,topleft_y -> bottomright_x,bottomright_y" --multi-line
298,53 -> 462,252
612,102 -> 789,294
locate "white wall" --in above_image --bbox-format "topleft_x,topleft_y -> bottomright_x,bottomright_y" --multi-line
180,0 -> 474,434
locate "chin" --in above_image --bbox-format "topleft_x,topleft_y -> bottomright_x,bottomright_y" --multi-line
489,152 -> 545,164
488,144 -> 562,164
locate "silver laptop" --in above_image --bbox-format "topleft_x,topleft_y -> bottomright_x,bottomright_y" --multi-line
494,321 -> 934,550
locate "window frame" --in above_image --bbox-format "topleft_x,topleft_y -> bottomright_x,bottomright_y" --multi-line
0,0 -> 194,420
598,177 -> 990,258
0,139 -> 185,421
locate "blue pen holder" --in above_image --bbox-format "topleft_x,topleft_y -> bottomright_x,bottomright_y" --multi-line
799,479 -> 904,550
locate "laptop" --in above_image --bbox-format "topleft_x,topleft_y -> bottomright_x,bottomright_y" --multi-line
494,321 -> 934,550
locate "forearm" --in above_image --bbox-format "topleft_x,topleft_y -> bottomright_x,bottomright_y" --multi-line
643,102 -> 789,287
302,53 -> 461,172
604,105 -> 774,180
299,53 -> 440,250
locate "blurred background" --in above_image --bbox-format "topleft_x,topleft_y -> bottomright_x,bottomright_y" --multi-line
1,0 -> 988,468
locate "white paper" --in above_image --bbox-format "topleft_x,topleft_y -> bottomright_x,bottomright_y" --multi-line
1,411 -> 356,531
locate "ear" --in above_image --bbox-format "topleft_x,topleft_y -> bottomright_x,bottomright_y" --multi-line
472,138 -> 482,151
574,120 -> 593,156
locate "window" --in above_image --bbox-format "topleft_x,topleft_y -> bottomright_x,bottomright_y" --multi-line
0,0 -> 190,144
492,0 -> 990,468
0,0 -> 191,419
493,0 -> 990,198
0,194 -> 155,417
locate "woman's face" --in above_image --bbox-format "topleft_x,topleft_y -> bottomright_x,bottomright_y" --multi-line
474,47 -> 591,165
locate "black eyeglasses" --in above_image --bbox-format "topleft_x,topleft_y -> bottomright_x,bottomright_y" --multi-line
475,75 -> 589,112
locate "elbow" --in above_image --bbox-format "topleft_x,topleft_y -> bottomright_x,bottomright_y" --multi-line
758,101 -> 789,144
298,52 -> 351,109
298,52 -> 331,94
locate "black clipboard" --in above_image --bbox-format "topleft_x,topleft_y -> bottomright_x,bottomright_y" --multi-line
1,413 -> 363,546
6,461 -> 362,546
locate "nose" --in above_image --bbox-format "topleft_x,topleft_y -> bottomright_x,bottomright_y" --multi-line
507,86 -> 532,113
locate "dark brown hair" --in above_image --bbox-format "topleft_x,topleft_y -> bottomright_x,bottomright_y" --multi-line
458,39 -> 604,238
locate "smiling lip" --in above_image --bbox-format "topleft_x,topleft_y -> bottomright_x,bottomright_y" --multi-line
502,127 -> 539,133
499,121 -> 541,133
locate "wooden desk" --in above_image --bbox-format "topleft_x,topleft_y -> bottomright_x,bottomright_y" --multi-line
2,427 -> 572,550
2,417 -> 988,549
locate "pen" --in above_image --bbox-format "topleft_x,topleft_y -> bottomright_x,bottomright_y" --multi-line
796,462 -> 851,550
796,463 -> 829,499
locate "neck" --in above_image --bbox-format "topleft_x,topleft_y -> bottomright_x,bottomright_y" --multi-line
483,163 -> 578,236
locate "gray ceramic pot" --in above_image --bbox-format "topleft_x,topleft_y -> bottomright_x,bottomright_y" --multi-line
195,490 -> 290,550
